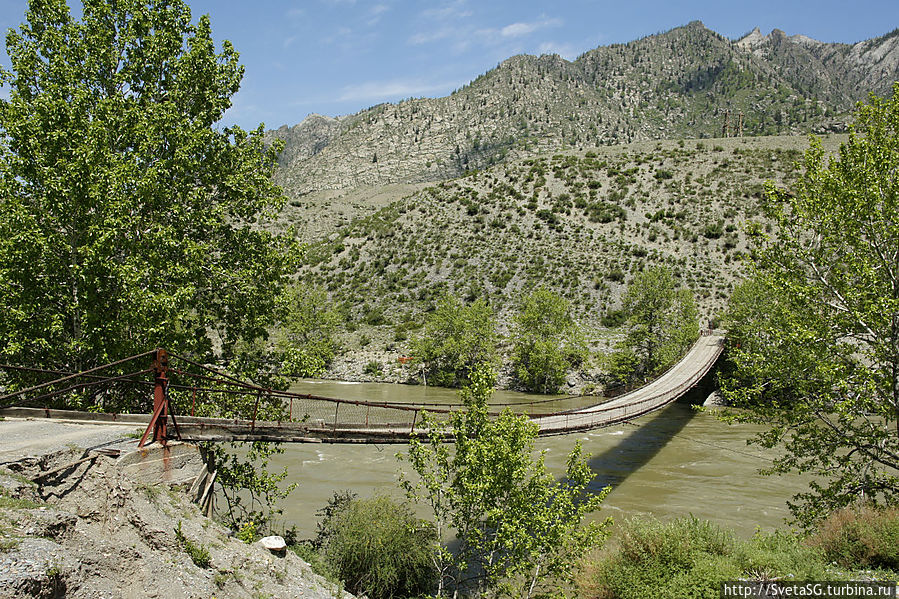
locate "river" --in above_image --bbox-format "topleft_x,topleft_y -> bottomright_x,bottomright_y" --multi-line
265,380 -> 806,539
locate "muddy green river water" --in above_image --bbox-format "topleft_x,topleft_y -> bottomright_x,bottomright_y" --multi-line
265,380 -> 806,539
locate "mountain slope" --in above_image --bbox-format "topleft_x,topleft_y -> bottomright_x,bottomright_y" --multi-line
268,22 -> 897,198
298,135 -> 846,342
737,26 -> 899,106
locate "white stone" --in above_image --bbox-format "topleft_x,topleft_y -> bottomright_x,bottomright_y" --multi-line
258,535 -> 287,552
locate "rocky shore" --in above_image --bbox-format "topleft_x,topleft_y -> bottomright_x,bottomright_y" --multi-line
0,419 -> 355,599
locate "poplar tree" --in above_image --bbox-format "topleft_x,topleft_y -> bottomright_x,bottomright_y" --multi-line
0,0 -> 294,377
722,84 -> 899,526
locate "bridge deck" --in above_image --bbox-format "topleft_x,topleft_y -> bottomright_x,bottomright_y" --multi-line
534,334 -> 724,435
0,336 -> 724,444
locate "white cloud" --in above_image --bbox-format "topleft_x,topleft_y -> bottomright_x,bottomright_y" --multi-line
367,3 -> 390,26
501,22 -> 538,37
421,1 -> 472,21
537,41 -> 578,60
500,17 -> 562,38
337,79 -> 455,102
409,27 -> 456,45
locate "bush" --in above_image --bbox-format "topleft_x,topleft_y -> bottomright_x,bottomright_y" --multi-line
810,504 -> 899,571
363,361 -> 383,376
175,521 -> 211,569
317,495 -> 436,599
602,309 -> 627,328
702,221 -> 724,239
578,517 -> 829,599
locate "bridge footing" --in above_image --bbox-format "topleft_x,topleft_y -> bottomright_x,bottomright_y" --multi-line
116,441 -> 203,487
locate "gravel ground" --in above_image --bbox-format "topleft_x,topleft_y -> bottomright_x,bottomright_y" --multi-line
0,418 -> 357,599
0,418 -> 141,466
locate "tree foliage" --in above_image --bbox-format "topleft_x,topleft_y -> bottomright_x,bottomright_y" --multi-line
278,284 -> 341,378
399,364 -> 610,598
411,295 -> 499,388
315,494 -> 437,599
511,288 -> 587,393
0,0 -> 298,532
721,84 -> 899,527
0,0 -> 295,379
612,267 -> 698,383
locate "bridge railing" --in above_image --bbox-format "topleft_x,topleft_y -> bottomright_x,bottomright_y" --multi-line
0,336 -> 724,440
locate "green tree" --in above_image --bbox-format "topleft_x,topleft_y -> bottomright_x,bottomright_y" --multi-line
399,365 -> 610,598
0,0 -> 297,532
412,295 -> 499,387
315,494 -> 437,599
278,284 -> 341,378
721,84 -> 899,527
619,267 -> 699,379
511,288 -> 587,393
0,0 -> 294,378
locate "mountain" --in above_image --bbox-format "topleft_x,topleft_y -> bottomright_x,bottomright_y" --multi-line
298,134 -> 846,334
267,22 -> 898,198
736,26 -> 899,106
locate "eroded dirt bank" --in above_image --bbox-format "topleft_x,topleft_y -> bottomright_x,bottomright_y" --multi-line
0,418 -> 353,599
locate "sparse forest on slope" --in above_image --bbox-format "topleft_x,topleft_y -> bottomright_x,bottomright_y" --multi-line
294,135 -> 846,384
268,22 -> 897,198
738,26 -> 899,106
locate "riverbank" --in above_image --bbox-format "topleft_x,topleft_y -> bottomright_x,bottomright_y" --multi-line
0,418 -> 355,599
321,344 -> 600,394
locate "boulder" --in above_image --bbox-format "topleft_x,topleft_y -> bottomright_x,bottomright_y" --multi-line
257,535 -> 287,554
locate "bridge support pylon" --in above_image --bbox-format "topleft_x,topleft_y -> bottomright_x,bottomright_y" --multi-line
138,349 -> 178,448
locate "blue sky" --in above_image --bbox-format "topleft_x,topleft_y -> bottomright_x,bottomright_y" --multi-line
0,0 -> 897,130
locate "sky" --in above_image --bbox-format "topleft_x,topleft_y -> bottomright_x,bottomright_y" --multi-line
0,0 -> 897,130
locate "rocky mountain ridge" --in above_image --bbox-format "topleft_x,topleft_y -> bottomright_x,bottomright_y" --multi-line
267,22 -> 898,198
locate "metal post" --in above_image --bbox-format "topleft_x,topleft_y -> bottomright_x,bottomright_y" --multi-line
333,402 -> 340,433
139,349 -> 169,448
154,351 -> 168,444
191,387 -> 196,417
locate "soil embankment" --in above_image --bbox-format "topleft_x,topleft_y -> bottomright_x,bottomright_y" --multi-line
0,418 -> 352,599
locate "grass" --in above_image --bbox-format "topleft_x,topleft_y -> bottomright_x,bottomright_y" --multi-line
135,483 -> 161,503
0,520 -> 20,552
809,505 -> 899,571
175,521 -> 211,569
0,477 -> 46,510
0,496 -> 46,509
576,510 -> 899,599
289,543 -> 343,588
125,428 -> 145,439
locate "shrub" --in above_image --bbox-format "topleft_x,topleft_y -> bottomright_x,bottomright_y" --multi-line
605,268 -> 626,283
810,504 -> 899,571
175,521 -> 211,569
317,495 -> 436,599
601,308 -> 627,328
236,520 -> 259,544
363,361 -> 383,376
578,517 -> 829,599
702,221 -> 724,239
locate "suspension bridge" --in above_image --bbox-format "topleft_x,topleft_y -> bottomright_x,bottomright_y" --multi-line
0,334 -> 724,445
